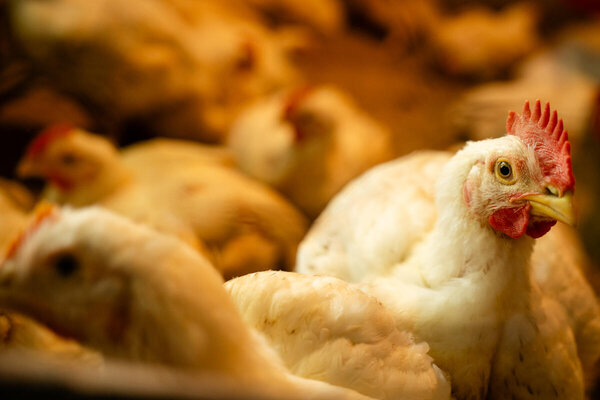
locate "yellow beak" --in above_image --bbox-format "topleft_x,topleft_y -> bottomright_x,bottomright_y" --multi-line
517,191 -> 575,226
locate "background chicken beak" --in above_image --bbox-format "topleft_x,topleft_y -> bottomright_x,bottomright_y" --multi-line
16,158 -> 40,178
521,191 -> 575,226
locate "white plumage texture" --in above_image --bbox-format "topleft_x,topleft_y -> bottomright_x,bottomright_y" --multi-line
298,151 -> 447,281
226,270 -> 450,400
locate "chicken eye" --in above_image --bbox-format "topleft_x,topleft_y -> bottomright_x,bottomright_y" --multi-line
52,254 -> 80,277
60,153 -> 77,166
495,159 -> 515,184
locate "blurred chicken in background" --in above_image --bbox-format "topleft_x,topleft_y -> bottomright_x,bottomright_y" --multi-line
429,2 -> 540,79
341,0 -> 441,46
7,0 -> 301,142
17,125 -> 308,279
228,85 -> 393,218
240,0 -> 345,35
451,21 -> 600,142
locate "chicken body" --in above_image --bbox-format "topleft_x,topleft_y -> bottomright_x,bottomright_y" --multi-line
430,3 -> 539,78
0,206 -> 383,400
18,128 -> 308,278
228,85 -> 393,217
226,270 -> 450,400
9,0 -> 299,141
298,102 -> 593,398
121,137 -> 235,171
240,0 -> 345,35
452,21 -> 600,142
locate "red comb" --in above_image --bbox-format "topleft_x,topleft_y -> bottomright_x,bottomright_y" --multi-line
3,203 -> 59,261
506,100 -> 575,194
26,123 -> 75,158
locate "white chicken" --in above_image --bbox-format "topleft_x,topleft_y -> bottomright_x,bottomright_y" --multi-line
228,85 -> 393,217
0,205 -> 443,400
8,0 -> 299,141
0,200 -> 99,362
17,125 -> 308,279
298,101 -> 595,398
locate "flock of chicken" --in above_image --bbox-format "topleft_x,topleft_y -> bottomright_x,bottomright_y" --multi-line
1,0 -> 600,399
0,99 -> 598,400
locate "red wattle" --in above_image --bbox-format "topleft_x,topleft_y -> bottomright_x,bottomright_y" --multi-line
49,173 -> 73,191
489,204 -> 530,239
526,220 -> 556,238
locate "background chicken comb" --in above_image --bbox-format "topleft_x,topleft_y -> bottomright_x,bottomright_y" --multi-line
282,86 -> 314,141
506,99 -> 575,195
3,202 -> 59,261
26,123 -> 75,159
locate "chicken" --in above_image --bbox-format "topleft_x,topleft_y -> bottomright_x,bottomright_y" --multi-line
298,101 -> 595,398
451,20 -> 600,143
0,201 -> 99,362
530,222 -> 600,389
225,271 -> 450,400
299,146 -> 600,394
8,0 -> 299,141
122,137 -> 235,171
228,85 -> 393,217
429,3 -> 539,79
341,0 -> 440,47
0,178 -> 34,211
238,0 -> 345,35
17,125 -> 308,279
0,205 -> 385,400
